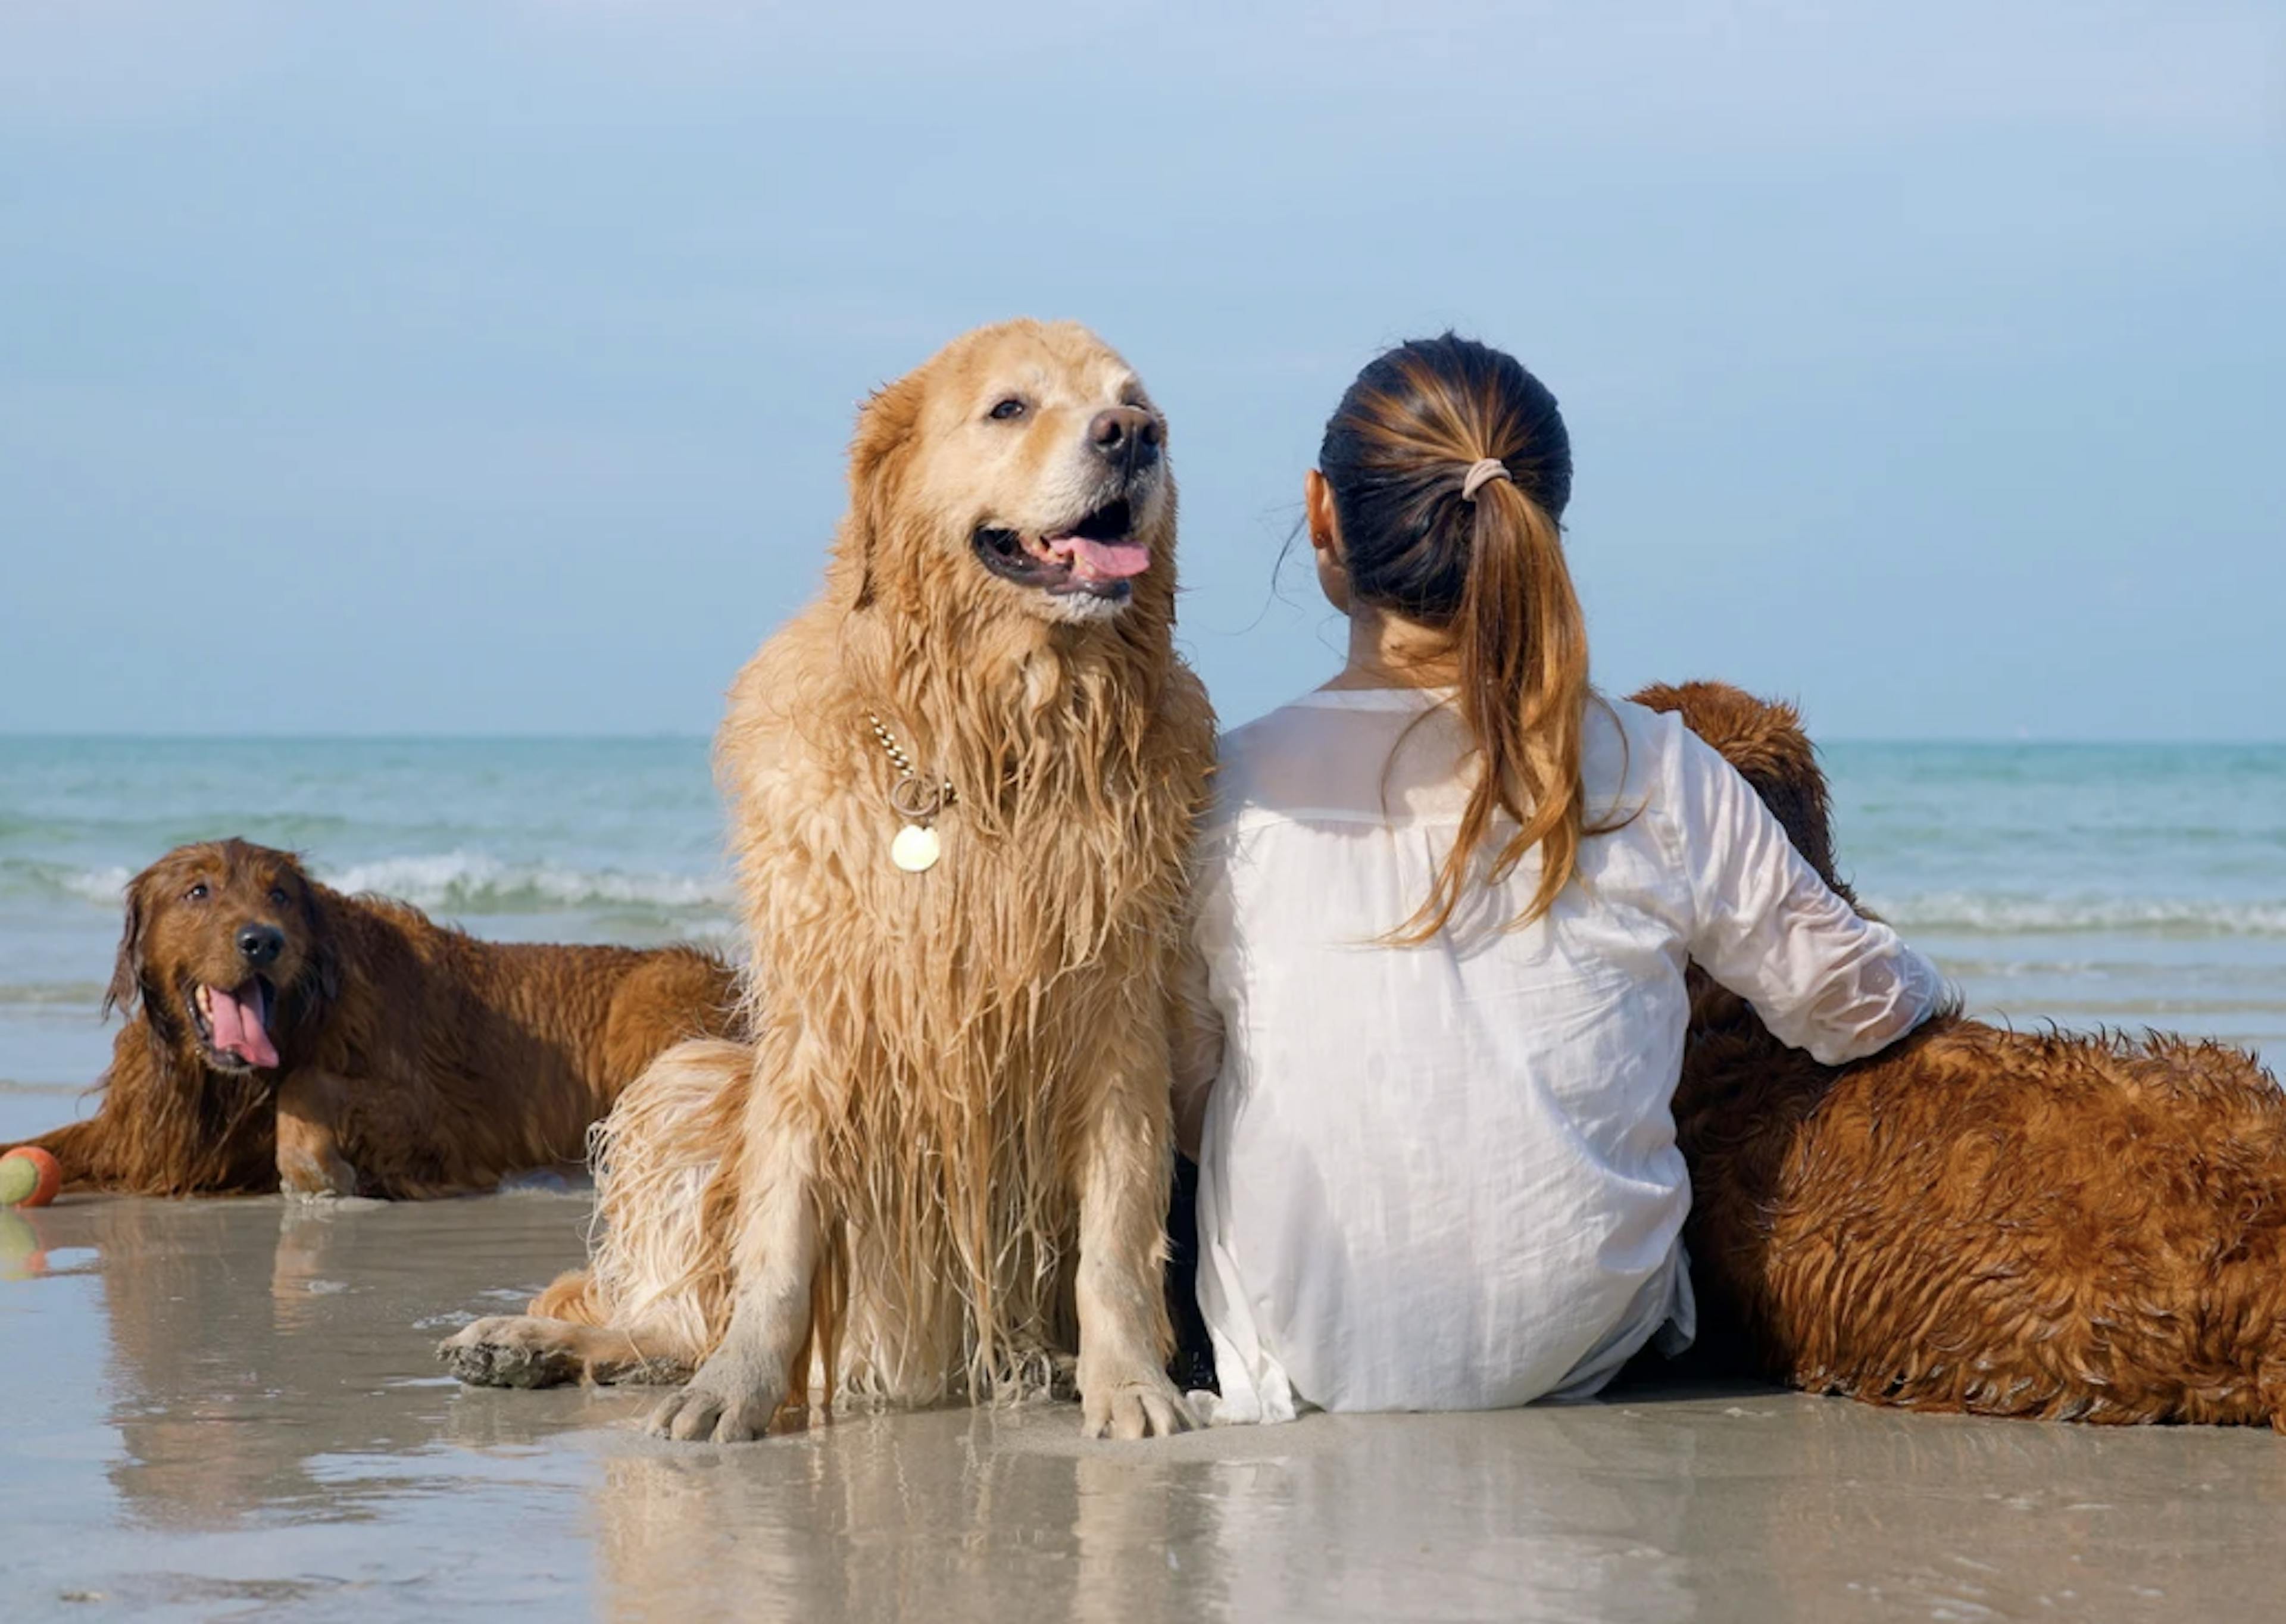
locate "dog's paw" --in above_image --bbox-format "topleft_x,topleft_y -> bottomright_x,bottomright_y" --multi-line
644,1353 -> 786,1444
437,1316 -> 582,1389
1080,1365 -> 1194,1440
278,1145 -> 359,1199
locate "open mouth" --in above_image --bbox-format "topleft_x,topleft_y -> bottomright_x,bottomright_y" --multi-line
972,497 -> 1151,601
187,977 -> 280,1071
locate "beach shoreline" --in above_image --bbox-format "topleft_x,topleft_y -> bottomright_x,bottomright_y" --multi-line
6,1189 -> 2285,1622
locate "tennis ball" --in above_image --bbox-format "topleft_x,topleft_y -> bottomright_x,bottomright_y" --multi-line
0,1147 -> 62,1208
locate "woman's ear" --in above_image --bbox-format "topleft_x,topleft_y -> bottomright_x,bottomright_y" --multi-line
103,879 -> 149,1020
1306,469 -> 1351,614
1305,469 -> 1339,558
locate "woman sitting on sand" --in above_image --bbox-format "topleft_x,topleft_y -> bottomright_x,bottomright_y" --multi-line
1176,333 -> 1944,1422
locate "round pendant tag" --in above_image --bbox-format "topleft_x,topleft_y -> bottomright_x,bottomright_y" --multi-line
891,823 -> 942,873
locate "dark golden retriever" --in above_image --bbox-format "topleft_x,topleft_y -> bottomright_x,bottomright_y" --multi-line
7,839 -> 742,1199
1642,681 -> 2286,1428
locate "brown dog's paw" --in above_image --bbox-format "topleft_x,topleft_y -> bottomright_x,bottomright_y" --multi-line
437,1316 -> 584,1389
278,1145 -> 360,1200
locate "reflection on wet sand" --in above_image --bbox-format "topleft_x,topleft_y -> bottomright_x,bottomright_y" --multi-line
0,1208 -> 48,1279
59,1193 -> 608,1531
1695,1395 -> 2286,1619
7,1193 -> 2286,1622
588,1417 -> 1201,1624
586,1402 -> 1704,1624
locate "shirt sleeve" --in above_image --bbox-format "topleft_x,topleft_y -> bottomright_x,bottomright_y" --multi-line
1667,725 -> 1944,1066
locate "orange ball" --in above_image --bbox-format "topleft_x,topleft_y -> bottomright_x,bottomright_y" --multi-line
0,1147 -> 62,1208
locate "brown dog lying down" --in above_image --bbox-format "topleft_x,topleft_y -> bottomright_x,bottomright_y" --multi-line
1641,682 -> 2286,1428
6,839 -> 741,1199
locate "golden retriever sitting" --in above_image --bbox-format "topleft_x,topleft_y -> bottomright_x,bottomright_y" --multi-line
1641,682 -> 2286,1428
7,839 -> 740,1199
441,320 -> 1215,1442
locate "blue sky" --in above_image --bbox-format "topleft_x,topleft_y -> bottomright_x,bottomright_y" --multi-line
2,1 -> 2279,740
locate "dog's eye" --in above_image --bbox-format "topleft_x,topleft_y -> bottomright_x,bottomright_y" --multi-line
185,882 -> 209,902
988,398 -> 1027,422
268,887 -> 289,907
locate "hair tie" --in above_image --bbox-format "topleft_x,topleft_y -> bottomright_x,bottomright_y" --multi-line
1460,458 -> 1511,502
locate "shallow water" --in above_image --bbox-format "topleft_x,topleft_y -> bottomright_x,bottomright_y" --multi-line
3,735 -> 2279,1101
2,1190 -> 2282,1622
1826,739 -> 2286,1068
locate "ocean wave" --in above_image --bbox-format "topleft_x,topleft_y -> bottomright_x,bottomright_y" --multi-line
15,853 -> 2281,939
7,852 -> 733,919
0,860 -> 138,906
0,982 -> 109,1008
56,865 -> 133,905
324,853 -> 733,917
1873,891 -> 2286,938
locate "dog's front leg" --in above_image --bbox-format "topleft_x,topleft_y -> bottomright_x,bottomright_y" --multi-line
276,1070 -> 360,1198
1076,1029 -> 1192,1439
644,1115 -> 817,1444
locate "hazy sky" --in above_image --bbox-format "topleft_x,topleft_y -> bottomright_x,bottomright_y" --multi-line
2,1 -> 2279,740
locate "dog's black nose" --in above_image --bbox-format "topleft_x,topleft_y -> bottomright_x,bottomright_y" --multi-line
236,924 -> 285,967
1087,407 -> 1160,474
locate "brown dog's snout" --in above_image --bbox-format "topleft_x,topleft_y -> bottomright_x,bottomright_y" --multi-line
1086,407 -> 1160,476
235,923 -> 285,969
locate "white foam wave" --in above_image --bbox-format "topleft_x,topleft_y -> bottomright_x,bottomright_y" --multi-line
24,852 -> 732,919
0,982 -> 108,1008
322,852 -> 733,916
1873,891 -> 2286,938
27,856 -> 2286,938
58,866 -> 132,905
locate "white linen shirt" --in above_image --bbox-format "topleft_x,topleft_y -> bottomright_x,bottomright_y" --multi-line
1192,689 -> 1943,1422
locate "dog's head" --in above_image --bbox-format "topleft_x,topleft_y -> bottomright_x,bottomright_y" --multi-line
107,839 -> 338,1076
838,320 -> 1175,627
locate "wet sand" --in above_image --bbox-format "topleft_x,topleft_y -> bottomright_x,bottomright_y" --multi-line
3,1189 -> 2283,1623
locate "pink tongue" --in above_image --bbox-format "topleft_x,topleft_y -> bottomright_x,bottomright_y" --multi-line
1054,537 -> 1151,581
208,982 -> 280,1069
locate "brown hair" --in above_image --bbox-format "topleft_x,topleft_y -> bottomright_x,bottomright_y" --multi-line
1319,332 -> 1613,940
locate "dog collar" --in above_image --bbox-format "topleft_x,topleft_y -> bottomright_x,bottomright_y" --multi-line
867,714 -> 957,873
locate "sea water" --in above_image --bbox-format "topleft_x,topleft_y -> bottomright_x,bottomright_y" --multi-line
1,735 -> 2279,1124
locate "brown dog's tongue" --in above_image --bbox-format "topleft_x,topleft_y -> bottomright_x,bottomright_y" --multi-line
208,981 -> 280,1068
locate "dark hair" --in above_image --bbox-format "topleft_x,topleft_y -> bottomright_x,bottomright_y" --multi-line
1319,332 -> 1604,939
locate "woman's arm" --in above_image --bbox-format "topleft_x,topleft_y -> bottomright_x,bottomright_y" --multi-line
1672,729 -> 1943,1065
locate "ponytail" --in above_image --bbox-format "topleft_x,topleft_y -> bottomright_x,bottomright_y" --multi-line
1317,332 -> 1616,945
1395,477 -> 1593,941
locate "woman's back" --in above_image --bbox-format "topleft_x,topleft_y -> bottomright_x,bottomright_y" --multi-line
1188,332 -> 1937,1423
1196,688 -> 1935,1418
1197,691 -> 1689,1417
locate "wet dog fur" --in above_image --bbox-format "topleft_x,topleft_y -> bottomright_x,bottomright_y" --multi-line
7,839 -> 741,1199
1638,681 -> 2286,1428
441,321 -> 1216,1442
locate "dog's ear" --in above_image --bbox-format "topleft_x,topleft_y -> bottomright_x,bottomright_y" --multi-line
839,371 -> 929,612
103,876 -> 150,1022
1631,680 -> 1848,900
298,882 -> 345,1026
